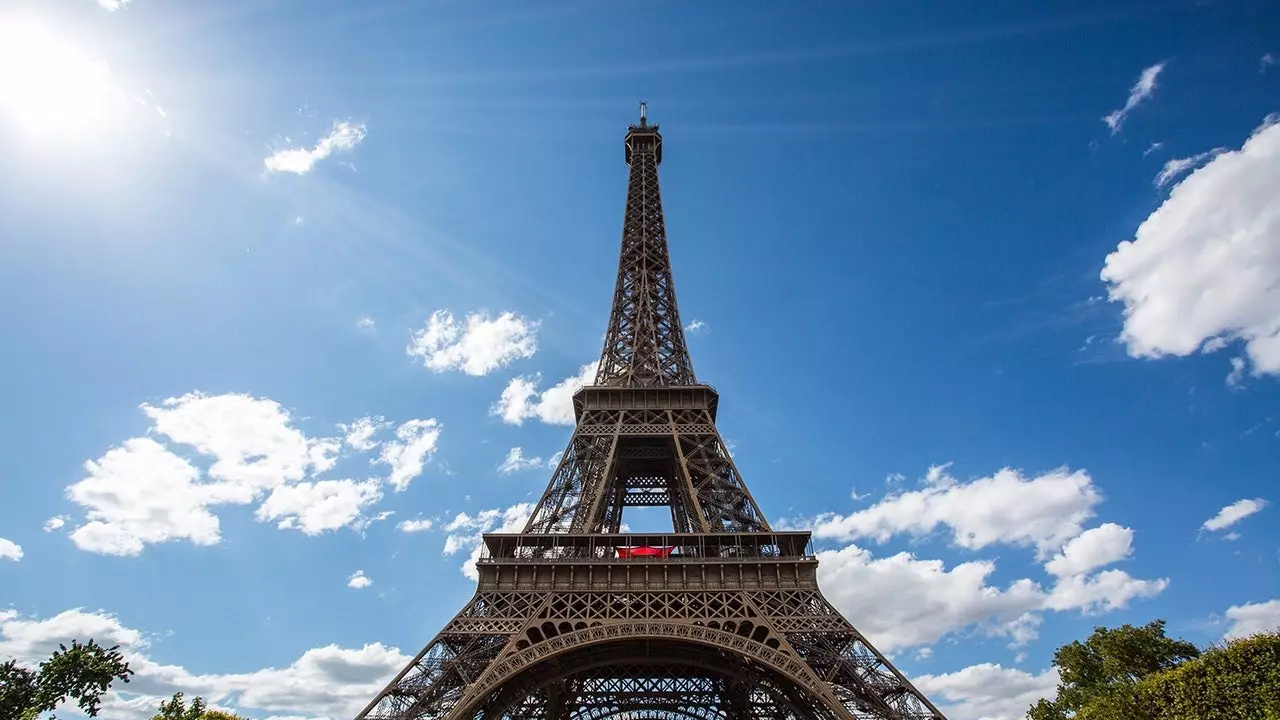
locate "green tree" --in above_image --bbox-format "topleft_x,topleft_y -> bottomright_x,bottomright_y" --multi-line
0,639 -> 134,719
1136,631 -> 1280,720
152,692 -> 244,720
153,692 -> 206,720
1027,620 -> 1200,720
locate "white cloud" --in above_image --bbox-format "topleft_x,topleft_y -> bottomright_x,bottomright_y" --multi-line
1102,62 -> 1166,134
0,607 -> 408,720
0,538 -> 22,561
347,570 -> 372,589
1222,599 -> 1280,640
352,510 -> 394,534
142,392 -> 326,494
914,664 -> 1059,720
1044,570 -> 1168,615
1143,141 -> 1165,157
264,120 -> 367,175
809,465 -> 1101,557
67,437 -> 221,556
307,438 -> 341,475
255,479 -> 382,535
818,543 -> 1166,653
441,503 -> 533,580
1043,523 -> 1133,577
1154,148 -> 1225,187
1227,356 -> 1249,388
43,515 -> 69,532
396,517 -> 433,533
340,415 -> 390,452
492,361 -> 597,426
497,447 -> 545,473
63,392 -> 397,555
685,319 -> 706,334
93,0 -> 130,10
808,463 -> 1165,651
1101,116 -> 1280,377
1202,498 -> 1269,532
356,317 -> 376,334
406,310 -> 539,376
817,545 -> 1045,651
375,418 -> 442,491
1262,53 -> 1277,73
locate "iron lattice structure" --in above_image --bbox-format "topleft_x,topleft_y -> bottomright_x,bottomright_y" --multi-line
356,107 -> 948,720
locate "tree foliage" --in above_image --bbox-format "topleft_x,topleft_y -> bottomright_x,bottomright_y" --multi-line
0,660 -> 40,720
1028,620 -> 1280,720
1136,631 -> 1280,720
154,691 -> 207,720
0,639 -> 134,719
152,692 -> 244,720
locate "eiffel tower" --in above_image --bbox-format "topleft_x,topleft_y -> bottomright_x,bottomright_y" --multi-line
356,106 -> 947,720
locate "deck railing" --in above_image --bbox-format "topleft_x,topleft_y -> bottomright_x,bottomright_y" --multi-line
475,531 -> 816,564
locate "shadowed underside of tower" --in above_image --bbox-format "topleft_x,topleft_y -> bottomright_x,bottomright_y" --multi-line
354,107 -> 948,720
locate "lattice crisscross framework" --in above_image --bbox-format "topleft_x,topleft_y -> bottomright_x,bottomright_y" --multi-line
355,107 -> 948,720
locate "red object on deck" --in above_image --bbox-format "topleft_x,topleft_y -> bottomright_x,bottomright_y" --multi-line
616,546 -> 675,558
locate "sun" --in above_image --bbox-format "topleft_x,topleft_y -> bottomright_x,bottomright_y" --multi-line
0,16 -> 123,139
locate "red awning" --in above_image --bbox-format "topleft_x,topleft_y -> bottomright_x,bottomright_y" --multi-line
616,546 -> 675,559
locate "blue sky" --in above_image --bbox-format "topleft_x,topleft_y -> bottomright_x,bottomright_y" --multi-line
1,1 -> 1278,718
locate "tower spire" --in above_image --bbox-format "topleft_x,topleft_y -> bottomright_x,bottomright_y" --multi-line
595,106 -> 696,388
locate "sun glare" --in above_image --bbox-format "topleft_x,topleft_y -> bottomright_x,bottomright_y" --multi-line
0,16 -> 123,139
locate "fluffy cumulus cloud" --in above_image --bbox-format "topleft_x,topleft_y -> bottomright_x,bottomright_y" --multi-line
1222,599 -> 1280,640
914,664 -> 1059,720
810,463 -> 1166,652
0,607 -> 408,720
1101,116 -> 1280,379
1044,570 -> 1168,615
141,393 -> 324,492
442,503 -> 534,580
809,464 -> 1101,557
347,570 -> 372,589
1043,523 -> 1133,577
375,419 -> 442,491
407,310 -> 539,376
0,537 -> 22,561
68,437 -> 220,556
43,515 -> 69,532
255,479 -> 383,535
497,447 -> 545,473
1201,497 -> 1269,532
817,545 -> 1046,651
492,361 -> 598,426
264,120 -> 367,175
60,392 -> 438,555
818,543 -> 1165,653
1102,61 -> 1165,134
